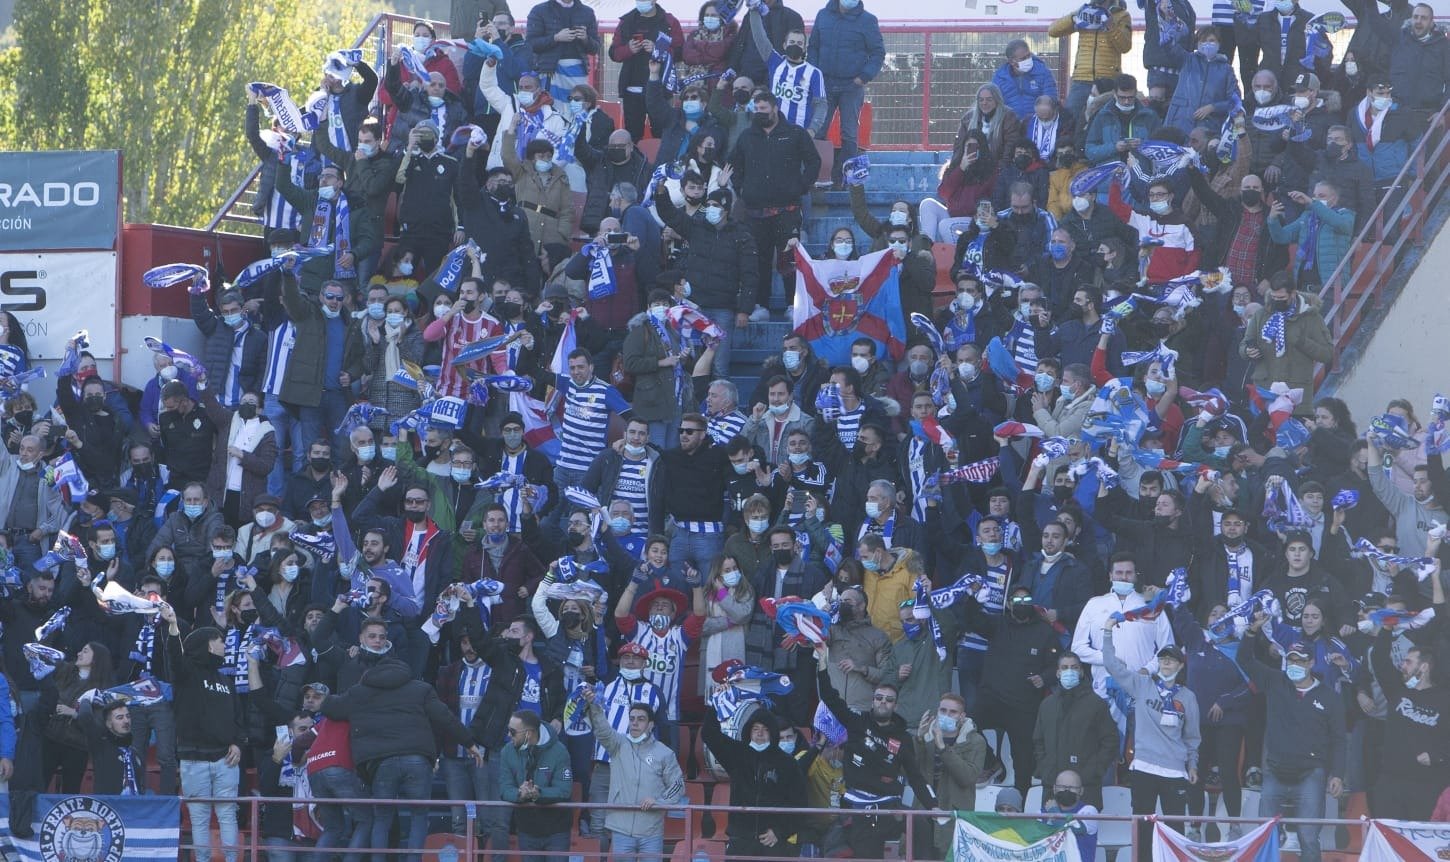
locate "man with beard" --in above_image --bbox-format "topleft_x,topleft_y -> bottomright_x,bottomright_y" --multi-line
814,641 -> 935,861
77,697 -> 142,795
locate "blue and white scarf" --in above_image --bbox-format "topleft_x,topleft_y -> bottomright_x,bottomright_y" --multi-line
583,243 -> 617,299
433,240 -> 479,294
129,619 -> 156,675
1260,305 -> 1295,357
233,245 -> 334,290
308,192 -> 354,280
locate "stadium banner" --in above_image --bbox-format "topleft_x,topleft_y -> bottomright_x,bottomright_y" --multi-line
0,793 -> 181,861
0,150 -> 121,251
949,811 -> 1083,861
1361,819 -> 1450,860
1152,818 -> 1279,860
0,251 -> 119,359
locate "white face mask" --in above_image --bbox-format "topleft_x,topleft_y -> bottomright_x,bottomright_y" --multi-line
1345,61 -> 1359,76
832,241 -> 853,259
1015,57 -> 1034,73
1292,95 -> 1310,110
1071,195 -> 1091,213
958,361 -> 978,381
888,210 -> 909,226
413,34 -> 432,52
850,355 -> 870,374
434,303 -> 451,318
254,510 -> 277,529
516,89 -> 536,107
1371,95 -> 1392,111
1254,89 -> 1274,105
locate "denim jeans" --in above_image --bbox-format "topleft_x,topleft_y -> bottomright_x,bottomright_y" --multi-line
646,420 -> 678,451
309,764 -> 371,862
304,389 -> 353,456
550,466 -> 588,535
368,754 -> 433,862
1065,81 -> 1095,125
517,831 -> 570,862
668,529 -> 724,593
262,836 -> 300,862
955,647 -> 985,716
588,761 -> 612,841
1259,765 -> 1327,862
440,755 -> 489,835
8,534 -> 43,573
129,700 -> 178,795
265,397 -> 305,493
816,82 -> 865,184
699,307 -> 736,378
478,748 -> 512,862
610,830 -> 664,862
180,757 -> 239,862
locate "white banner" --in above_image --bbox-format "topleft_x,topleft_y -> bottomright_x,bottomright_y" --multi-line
1361,819 -> 1450,860
949,813 -> 1083,862
0,251 -> 118,359
1152,819 -> 1279,861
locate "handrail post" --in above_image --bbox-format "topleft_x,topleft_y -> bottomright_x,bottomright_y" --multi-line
248,795 -> 260,862
466,801 -> 478,860
903,808 -> 915,861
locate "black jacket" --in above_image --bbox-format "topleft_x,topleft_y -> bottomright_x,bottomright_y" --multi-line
78,700 -> 138,795
396,149 -> 461,236
645,80 -> 726,169
169,633 -> 245,759
816,666 -> 935,805
1308,148 -> 1378,232
1032,683 -> 1119,787
811,416 -> 898,542
462,614 -> 567,749
652,441 -> 732,531
702,711 -> 807,840
1237,628 -> 1347,778
1101,500 -> 1196,589
320,658 -> 475,768
961,596 -> 1061,711
729,117 -> 822,209
1185,168 -> 1289,280
190,294 -> 267,402
458,155 -> 543,294
653,186 -> 759,313
158,402 -> 218,488
1256,8 -> 1327,84
577,142 -> 652,234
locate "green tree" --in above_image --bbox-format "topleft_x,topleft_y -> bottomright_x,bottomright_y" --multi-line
0,0 -> 383,227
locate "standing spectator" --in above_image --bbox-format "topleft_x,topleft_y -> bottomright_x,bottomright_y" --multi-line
993,38 -> 1059,121
501,710 -> 575,862
190,290 -> 266,410
578,131 -> 651,235
1239,273 -> 1334,414
1310,125 -> 1377,233
680,1 -> 738,83
157,381 -> 220,490
393,122 -> 461,275
204,389 -> 277,528
912,692 -> 987,855
275,162 -> 378,297
526,0 -> 601,100
1268,182 -> 1357,288
280,274 -> 353,454
1032,651 -> 1119,809
610,0 -> 684,141
315,53 -> 379,152
500,126 -> 575,247
1104,622 -> 1199,859
807,0 -> 883,187
1049,0 -> 1133,118
581,688 -> 685,862
729,0 -> 806,87
1163,28 -> 1241,136
1257,0 -> 1330,85
1142,0 -> 1197,106
700,705 -> 807,859
384,58 -> 466,154
1186,170 -> 1286,290
459,152 -> 543,295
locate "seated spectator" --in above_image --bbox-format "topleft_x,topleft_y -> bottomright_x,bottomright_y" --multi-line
920,130 -> 998,243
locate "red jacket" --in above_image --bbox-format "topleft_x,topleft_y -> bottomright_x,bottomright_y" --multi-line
937,166 -> 997,218
301,716 -> 355,775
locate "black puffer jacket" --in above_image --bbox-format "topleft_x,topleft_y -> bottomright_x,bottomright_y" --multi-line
652,185 -> 758,314
577,143 -> 651,234
319,658 -> 474,767
458,156 -> 543,294
729,118 -> 822,209
702,710 -> 807,841
461,614 -> 567,750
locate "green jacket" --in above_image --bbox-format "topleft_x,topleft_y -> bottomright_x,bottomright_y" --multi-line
1239,291 -> 1334,414
278,273 -> 326,408
891,605 -> 961,727
394,439 -> 489,576
274,168 -> 381,294
500,727 -> 574,836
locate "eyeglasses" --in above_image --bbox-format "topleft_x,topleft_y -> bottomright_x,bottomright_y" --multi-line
873,694 -> 897,702
404,497 -> 430,505
678,427 -> 703,435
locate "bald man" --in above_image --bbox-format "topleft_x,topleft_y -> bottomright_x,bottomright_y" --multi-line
578,127 -> 652,233
384,53 -> 465,153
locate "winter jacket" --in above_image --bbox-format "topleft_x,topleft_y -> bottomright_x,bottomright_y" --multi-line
1104,631 -> 1200,775
146,504 -> 226,585
1237,627 -> 1346,778
702,711 -> 806,841
937,163 -> 998,218
1032,681 -> 1119,787
1341,0 -> 1412,77
1348,97 -> 1416,184
817,666 -> 935,804
681,20 -> 738,78
383,64 -> 466,154
1084,101 -> 1161,165
619,313 -> 690,422
274,172 -> 381,294
1016,551 -> 1095,631
190,295 -> 266,399
644,79 -> 725,168
202,396 -> 276,521
577,142 -> 651,234
992,159 -> 1050,210
1375,19 -> 1450,112
500,726 -> 575,835
728,116 -> 822,208
1269,199 -> 1356,284
587,700 -> 684,836
892,606 -> 961,724
652,185 -> 757,314
914,722 -> 987,822
1049,7 -> 1132,83
1164,48 -> 1240,135
807,0 -> 885,86
961,597 -> 1062,711
276,272 -> 329,408
458,156 -> 543,294
525,0 -> 601,74
1255,8 -> 1329,84
1239,291 -> 1334,410
1142,0 -> 1196,79
1309,149 -> 1377,232
501,129 -> 574,246
1170,606 -> 1253,726
956,92 -> 1024,162
824,617 -> 894,712
170,632 -> 245,759
1187,168 -> 1288,281
462,614 -> 567,749
320,658 -> 475,767
610,7 -> 685,91
728,3 -> 806,84
992,58 -> 1059,120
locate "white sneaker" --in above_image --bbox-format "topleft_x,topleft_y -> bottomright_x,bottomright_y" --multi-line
749,305 -> 770,323
1185,826 -> 1203,842
1282,830 -> 1300,852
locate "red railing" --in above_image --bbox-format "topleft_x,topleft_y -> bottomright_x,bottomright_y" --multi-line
1315,101 -> 1450,386
170,794 -> 1377,861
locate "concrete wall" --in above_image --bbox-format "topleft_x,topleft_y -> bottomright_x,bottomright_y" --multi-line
1330,233 -> 1450,423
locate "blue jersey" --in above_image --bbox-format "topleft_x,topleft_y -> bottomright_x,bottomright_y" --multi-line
768,54 -> 826,131
555,375 -> 630,472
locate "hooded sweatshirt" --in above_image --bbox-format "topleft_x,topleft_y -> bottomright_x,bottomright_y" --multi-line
170,629 -> 245,760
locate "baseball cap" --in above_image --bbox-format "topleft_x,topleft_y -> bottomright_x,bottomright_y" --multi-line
303,682 -> 331,696
1293,72 -> 1320,91
1357,592 -> 1388,610
1157,645 -> 1186,663
618,642 -> 649,659
1285,642 -> 1312,659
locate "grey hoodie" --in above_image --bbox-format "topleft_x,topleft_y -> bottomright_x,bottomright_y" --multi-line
1104,631 -> 1200,778
588,702 -> 685,837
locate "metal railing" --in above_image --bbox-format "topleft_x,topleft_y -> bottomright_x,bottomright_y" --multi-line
164,794 -> 1380,861
1315,101 -> 1450,386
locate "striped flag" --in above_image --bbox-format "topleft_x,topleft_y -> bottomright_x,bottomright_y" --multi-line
1151,818 -> 1277,860
0,794 -> 182,860
509,389 -> 560,460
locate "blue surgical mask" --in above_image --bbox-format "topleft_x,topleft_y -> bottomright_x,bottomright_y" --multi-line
840,0 -> 860,8
281,564 -> 300,582
1198,41 -> 1219,58
1034,372 -> 1055,393
381,445 -> 398,461
1058,668 -> 1081,689
451,467 -> 472,483
1059,383 -> 1074,399
154,560 -> 175,577
782,349 -> 801,370
313,514 -> 332,527
1285,664 -> 1308,682
358,143 -> 378,158
1111,580 -> 1135,596
937,714 -> 959,733
682,100 -> 703,118
1213,445 -> 1232,458
317,185 -> 337,201
534,158 -> 553,173
610,516 -> 632,534
222,312 -> 245,327
748,740 -> 770,752
861,557 -> 881,572
788,451 -> 811,465
1145,378 -> 1167,397
386,312 -> 406,327
367,302 -> 385,320
865,501 -> 881,519
704,205 -> 724,225
516,90 -> 536,107
212,548 -> 233,561
357,444 -> 376,462
902,621 -> 923,640
981,541 -> 1003,556
1149,199 -> 1171,215
779,738 -> 796,753
183,503 -> 205,519
1047,242 -> 1069,261
397,261 -> 415,277
96,543 -> 117,561
832,241 -> 853,259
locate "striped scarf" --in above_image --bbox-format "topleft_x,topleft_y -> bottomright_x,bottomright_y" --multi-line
129,620 -> 155,674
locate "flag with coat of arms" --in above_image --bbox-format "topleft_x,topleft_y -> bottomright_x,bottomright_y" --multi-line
791,246 -> 906,367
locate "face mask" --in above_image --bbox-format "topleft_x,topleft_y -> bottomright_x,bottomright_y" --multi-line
1034,372 -> 1055,393
309,456 -> 331,473
222,311 -> 245,328
1232,303 -> 1248,317
620,666 -> 643,682
1013,153 -> 1032,170
703,14 -> 722,28
778,738 -> 796,754
788,451 -> 811,465
427,95 -> 445,108
385,312 -> 406,328
1209,445 -> 1232,460
832,241 -> 853,259
839,0 -> 859,8
317,185 -> 337,201
534,158 -> 553,173
1372,96 -> 1392,111
772,548 -> 794,567
865,501 -> 881,519
909,359 -> 929,378
1198,41 -> 1219,58
252,510 -> 277,531
861,557 -> 881,572
381,445 -> 397,461
649,613 -> 671,630
937,713 -> 959,734
958,361 -> 978,381
1018,301 -> 1035,320
413,34 -> 432,52
636,0 -> 655,11
568,99 -> 587,118
313,514 -> 333,527
1058,383 -> 1076,400
780,349 -> 803,371
434,303 -> 451,318
1285,663 -> 1308,682
1145,378 -> 1167,397
184,503 -> 205,519
1054,789 -> 1080,809
359,302 -> 382,321
650,303 -> 671,320
1357,618 -> 1376,634
746,517 -> 769,534
884,209 -> 910,228
981,541 -> 1003,557
1345,61 -> 1359,76
516,90 -> 536,108
84,395 -> 106,412
814,509 -> 826,522
762,403 -> 789,418
850,355 -> 870,374
1149,199 -> 1171,216
350,444 -> 374,464
281,564 -> 300,582
704,205 -> 724,225
1115,99 -> 1135,112
155,560 -> 175,578
605,516 -> 632,535
902,621 -> 923,640
1048,242 -> 1068,261
1015,57 -> 1034,73
681,283 -> 692,298
361,640 -> 391,656
450,467 -> 472,484
1058,668 -> 1081,690
1406,674 -> 1421,689
1239,189 -> 1263,208
623,442 -> 647,459
321,305 -> 341,319
733,461 -> 753,476
1292,95 -> 1311,110
213,548 -> 233,561
1274,0 -> 1294,12
722,569 -> 742,588
240,608 -> 259,625
1111,580 -> 1135,596
682,99 -> 704,118
491,183 -> 515,202
1254,89 -> 1274,105
1071,195 -> 1091,214
96,543 -> 116,561
975,217 -> 992,229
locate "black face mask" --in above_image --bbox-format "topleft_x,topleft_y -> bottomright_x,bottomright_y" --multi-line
696,149 -> 716,165
752,112 -> 772,128
310,457 -> 331,473
496,301 -> 521,320
1052,485 -> 1072,502
1152,321 -> 1174,337
1239,189 -> 1263,207
1056,153 -> 1075,169
684,193 -> 705,205
837,603 -> 856,621
491,184 -> 515,202
1010,602 -> 1035,621
1013,154 -> 1032,169
1326,142 -> 1345,160
240,608 -> 259,625
405,509 -> 427,523
1154,514 -> 1173,526
566,529 -> 588,546
1054,789 -> 1080,809
561,611 -> 583,629
461,300 -> 477,314
606,145 -> 629,163
12,410 -> 32,429
238,403 -> 258,420
501,636 -> 524,654
772,548 -> 793,567
784,44 -> 806,61
84,395 -> 105,413
733,89 -> 752,105
132,462 -> 156,479
424,445 -> 442,462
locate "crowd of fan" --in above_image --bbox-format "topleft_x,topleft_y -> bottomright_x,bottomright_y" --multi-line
0,0 -> 1448,859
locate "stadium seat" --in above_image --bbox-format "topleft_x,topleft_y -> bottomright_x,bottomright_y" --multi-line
974,784 -> 1005,812
932,242 -> 958,300
638,138 -> 662,166
1096,786 -> 1134,862
1024,785 -> 1043,813
598,100 -> 624,131
814,139 -> 834,184
423,832 -> 468,856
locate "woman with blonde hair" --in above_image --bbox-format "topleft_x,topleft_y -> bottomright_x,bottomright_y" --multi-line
695,553 -> 754,695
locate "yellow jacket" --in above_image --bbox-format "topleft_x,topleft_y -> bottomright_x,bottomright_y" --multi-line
1049,8 -> 1132,83
864,548 -> 919,643
1047,164 -> 1087,220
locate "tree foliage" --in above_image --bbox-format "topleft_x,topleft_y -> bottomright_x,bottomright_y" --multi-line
0,0 -> 384,227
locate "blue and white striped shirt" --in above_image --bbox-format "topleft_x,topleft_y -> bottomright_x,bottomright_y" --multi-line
707,410 -> 747,446
632,623 -> 692,721
261,321 -> 296,398
555,375 -> 630,473
960,562 -> 1012,653
593,676 -> 665,762
612,456 -> 652,532
454,660 -> 492,757
835,403 -> 865,451
768,55 -> 826,130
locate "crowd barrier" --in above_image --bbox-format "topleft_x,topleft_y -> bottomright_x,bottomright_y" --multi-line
87,794 -> 1404,860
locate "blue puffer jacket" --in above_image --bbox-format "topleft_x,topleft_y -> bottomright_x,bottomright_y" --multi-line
1349,99 -> 1415,183
1163,46 -> 1240,134
807,0 -> 885,86
991,58 -> 1059,120
1084,102 -> 1161,165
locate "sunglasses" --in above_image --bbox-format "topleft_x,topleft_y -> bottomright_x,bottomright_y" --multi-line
678,427 -> 703,435
323,293 -> 345,301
